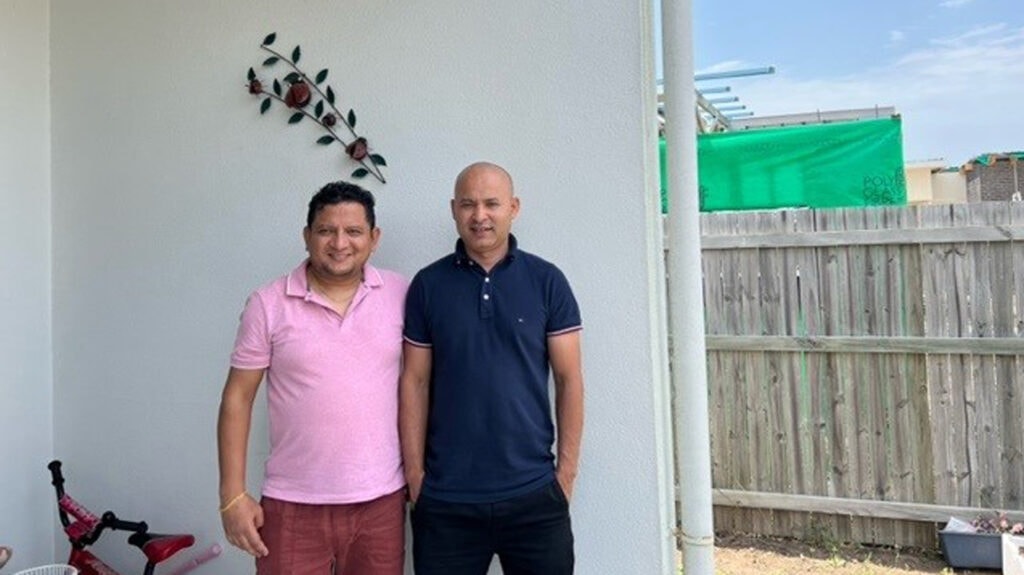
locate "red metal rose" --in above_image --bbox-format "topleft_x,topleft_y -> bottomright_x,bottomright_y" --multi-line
284,81 -> 311,108
248,79 -> 263,94
345,137 -> 368,161
322,113 -> 336,127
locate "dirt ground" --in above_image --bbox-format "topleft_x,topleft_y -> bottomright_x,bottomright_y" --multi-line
703,533 -> 992,575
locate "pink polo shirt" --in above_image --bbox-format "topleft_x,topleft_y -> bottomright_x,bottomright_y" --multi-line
230,261 -> 408,504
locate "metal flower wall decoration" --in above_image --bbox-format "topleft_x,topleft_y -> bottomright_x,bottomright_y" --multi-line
246,32 -> 387,183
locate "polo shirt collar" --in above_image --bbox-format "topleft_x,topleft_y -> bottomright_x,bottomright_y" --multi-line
285,259 -> 384,298
453,235 -> 519,267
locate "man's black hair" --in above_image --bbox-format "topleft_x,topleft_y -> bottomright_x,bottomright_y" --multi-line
306,181 -> 376,229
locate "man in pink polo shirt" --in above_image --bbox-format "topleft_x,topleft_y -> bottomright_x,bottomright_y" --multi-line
217,181 -> 407,574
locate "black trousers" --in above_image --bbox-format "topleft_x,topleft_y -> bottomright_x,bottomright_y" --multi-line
411,480 -> 574,575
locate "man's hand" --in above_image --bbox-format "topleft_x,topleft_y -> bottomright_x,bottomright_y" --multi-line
550,331 -> 583,505
406,469 -> 425,505
400,343 -> 432,508
556,467 -> 576,502
221,494 -> 269,558
217,368 -> 265,556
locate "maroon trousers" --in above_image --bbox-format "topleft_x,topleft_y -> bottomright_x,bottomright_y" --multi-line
256,489 -> 405,575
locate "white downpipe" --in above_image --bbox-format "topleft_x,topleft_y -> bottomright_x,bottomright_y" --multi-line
661,0 -> 716,574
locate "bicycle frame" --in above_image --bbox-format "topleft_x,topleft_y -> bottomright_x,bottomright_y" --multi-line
68,548 -> 123,575
48,460 -> 196,575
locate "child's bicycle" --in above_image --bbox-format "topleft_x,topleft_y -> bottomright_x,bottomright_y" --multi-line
47,460 -> 198,575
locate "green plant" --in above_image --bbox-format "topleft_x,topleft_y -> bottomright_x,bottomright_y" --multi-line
245,32 -> 388,184
827,550 -> 847,568
802,518 -> 841,552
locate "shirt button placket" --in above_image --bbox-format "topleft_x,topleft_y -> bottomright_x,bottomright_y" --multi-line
481,275 -> 493,318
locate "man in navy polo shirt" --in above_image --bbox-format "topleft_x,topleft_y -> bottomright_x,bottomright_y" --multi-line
400,162 -> 585,574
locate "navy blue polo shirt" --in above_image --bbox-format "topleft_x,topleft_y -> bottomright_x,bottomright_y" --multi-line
404,235 -> 582,503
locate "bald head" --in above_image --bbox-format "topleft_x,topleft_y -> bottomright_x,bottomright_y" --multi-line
454,162 -> 514,198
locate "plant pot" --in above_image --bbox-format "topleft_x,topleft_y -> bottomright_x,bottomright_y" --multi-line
939,529 -> 1002,570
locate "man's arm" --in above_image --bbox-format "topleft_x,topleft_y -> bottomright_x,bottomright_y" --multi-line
549,330 -> 584,501
217,367 -> 269,558
399,342 -> 432,504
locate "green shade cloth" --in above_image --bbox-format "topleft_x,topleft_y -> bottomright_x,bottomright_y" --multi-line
660,117 -> 907,212
970,151 -> 1024,166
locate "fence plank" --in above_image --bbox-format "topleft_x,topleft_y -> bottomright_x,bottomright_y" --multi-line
712,489 -> 1024,523
704,335 -> 1024,354
696,202 -> 1024,549
700,224 -> 1024,249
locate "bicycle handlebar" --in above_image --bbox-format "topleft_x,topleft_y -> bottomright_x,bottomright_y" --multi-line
47,460 -> 201,573
49,460 -> 71,529
102,511 -> 148,534
48,459 -> 149,548
48,460 -> 65,490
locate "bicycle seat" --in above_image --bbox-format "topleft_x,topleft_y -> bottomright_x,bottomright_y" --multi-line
127,532 -> 195,564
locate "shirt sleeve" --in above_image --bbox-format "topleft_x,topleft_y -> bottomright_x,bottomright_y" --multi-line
546,266 -> 582,336
403,272 -> 432,347
229,292 -> 272,369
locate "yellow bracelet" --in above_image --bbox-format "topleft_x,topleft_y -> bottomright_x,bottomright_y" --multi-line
219,492 -> 248,514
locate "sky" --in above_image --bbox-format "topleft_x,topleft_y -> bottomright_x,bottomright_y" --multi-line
670,0 -> 1024,165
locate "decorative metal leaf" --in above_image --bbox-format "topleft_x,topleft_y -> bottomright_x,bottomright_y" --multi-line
314,101 -> 324,118
292,45 -> 301,63
352,168 -> 370,179
315,69 -> 328,84
260,98 -> 271,114
273,79 -> 282,96
247,67 -> 255,81
326,86 -> 335,105
317,135 -> 335,145
347,109 -> 356,128
262,32 -> 277,46
283,72 -> 300,84
370,154 -> 387,166
288,113 -> 303,124
263,56 -> 279,66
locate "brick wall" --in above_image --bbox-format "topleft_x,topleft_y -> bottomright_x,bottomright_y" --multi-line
965,158 -> 1022,201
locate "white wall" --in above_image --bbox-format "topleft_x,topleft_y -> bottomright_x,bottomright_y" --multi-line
904,165 -> 936,205
47,1 -> 672,573
0,1 -> 53,571
933,170 -> 968,204
905,163 -> 967,205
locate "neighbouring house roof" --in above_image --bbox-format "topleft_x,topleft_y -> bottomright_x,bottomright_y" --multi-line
905,159 -> 947,171
965,151 -> 1024,167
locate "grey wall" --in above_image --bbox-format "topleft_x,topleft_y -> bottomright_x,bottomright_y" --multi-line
44,0 -> 672,572
966,159 -> 1023,201
0,1 -> 54,572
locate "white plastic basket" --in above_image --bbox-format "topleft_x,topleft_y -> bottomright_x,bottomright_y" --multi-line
1003,534 -> 1024,575
12,565 -> 78,575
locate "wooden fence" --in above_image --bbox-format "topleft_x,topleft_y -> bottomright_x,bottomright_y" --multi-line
696,202 -> 1024,548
